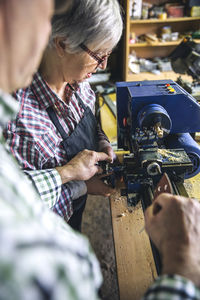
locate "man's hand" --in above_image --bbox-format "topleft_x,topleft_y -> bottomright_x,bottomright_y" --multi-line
145,193 -> 200,287
86,175 -> 115,197
56,149 -> 110,183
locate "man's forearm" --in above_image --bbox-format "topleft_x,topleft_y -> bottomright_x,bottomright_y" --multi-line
24,169 -> 62,207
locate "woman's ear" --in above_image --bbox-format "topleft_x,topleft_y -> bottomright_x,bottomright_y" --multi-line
54,37 -> 66,57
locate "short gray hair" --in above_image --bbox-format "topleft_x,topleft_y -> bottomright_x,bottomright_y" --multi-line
49,0 -> 123,53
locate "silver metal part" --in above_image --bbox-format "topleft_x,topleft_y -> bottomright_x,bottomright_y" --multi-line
147,162 -> 161,176
154,122 -> 164,138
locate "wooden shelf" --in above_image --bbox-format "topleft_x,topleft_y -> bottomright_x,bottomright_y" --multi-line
122,0 -> 200,81
126,71 -> 193,82
129,39 -> 200,47
130,17 -> 200,24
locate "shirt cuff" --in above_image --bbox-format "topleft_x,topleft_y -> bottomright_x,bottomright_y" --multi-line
66,180 -> 87,200
142,274 -> 200,300
24,169 -> 62,208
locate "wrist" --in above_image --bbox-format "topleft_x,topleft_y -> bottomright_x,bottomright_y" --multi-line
55,165 -> 75,184
162,247 -> 200,287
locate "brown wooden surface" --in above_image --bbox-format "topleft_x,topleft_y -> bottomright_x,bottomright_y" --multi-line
110,189 -> 157,300
110,173 -> 200,300
185,173 -> 200,200
126,71 -> 193,82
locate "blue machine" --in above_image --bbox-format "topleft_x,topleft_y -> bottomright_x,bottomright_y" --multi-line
117,80 -> 200,180
113,79 -> 200,274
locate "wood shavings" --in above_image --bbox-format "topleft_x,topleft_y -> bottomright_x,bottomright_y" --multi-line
158,148 -> 185,162
116,208 -> 136,219
139,226 -> 145,234
114,196 -> 124,202
117,213 -> 126,218
111,191 -> 124,202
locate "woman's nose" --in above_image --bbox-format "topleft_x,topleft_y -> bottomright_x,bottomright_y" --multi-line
98,58 -> 108,70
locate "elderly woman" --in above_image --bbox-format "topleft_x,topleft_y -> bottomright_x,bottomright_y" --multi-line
4,0 -> 123,231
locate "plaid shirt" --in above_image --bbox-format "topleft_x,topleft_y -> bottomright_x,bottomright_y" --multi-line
0,89 -> 102,300
142,274 -> 200,300
4,72 -> 108,220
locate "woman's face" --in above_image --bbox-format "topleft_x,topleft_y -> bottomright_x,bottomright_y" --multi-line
60,44 -> 112,84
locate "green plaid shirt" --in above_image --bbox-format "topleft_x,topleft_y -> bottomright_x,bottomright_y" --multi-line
0,90 -> 102,300
24,168 -> 62,208
142,275 -> 200,299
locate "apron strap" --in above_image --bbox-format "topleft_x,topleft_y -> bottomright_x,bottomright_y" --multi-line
67,83 -> 87,111
46,106 -> 68,140
47,84 -> 89,140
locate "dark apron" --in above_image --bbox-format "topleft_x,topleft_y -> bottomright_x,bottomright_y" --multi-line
47,89 -> 98,231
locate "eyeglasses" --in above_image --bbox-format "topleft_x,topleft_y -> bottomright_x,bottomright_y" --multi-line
80,43 -> 111,67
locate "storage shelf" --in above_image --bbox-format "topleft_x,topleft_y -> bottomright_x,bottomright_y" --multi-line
123,1 -> 200,81
130,17 -> 200,24
129,39 -> 200,47
126,71 -> 193,82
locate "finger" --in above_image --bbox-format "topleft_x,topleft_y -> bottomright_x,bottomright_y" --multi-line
101,182 -> 115,194
96,151 -> 110,162
107,148 -> 114,163
104,189 -> 115,197
112,152 -> 118,163
105,186 -> 115,195
96,166 -> 103,175
108,157 -> 113,163
154,192 -> 175,208
101,147 -> 114,163
154,193 -> 189,209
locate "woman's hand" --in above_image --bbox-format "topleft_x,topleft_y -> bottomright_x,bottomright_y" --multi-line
85,175 -> 115,197
56,149 -> 110,183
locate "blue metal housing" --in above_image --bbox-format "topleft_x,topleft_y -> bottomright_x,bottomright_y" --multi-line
117,80 -> 200,148
116,80 -> 200,178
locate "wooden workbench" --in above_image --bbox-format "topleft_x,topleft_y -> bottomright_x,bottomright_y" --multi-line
109,174 -> 200,300
110,190 -> 156,300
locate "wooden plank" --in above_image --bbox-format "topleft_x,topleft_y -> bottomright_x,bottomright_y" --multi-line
110,173 -> 200,300
130,17 -> 200,24
126,71 -> 193,82
110,190 -> 157,300
185,173 -> 200,200
129,39 -> 200,47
